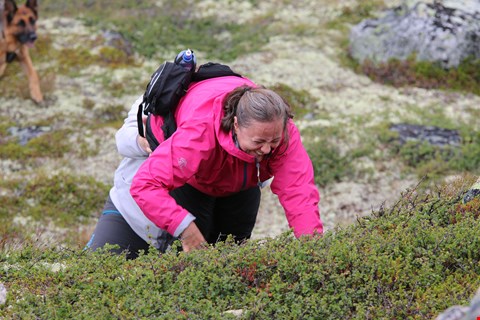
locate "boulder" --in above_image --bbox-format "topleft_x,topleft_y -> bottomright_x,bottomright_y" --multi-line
349,0 -> 480,68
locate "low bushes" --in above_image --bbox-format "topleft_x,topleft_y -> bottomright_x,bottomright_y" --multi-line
1,182 -> 479,319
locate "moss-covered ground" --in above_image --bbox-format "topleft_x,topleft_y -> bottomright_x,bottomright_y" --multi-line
2,179 -> 479,319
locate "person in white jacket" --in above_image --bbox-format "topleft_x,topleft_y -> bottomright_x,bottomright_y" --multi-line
85,96 -> 173,258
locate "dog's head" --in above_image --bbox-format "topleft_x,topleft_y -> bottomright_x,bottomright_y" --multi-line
5,0 -> 39,47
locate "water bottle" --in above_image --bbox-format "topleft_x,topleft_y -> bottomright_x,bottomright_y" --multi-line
463,178 -> 480,204
175,49 -> 196,72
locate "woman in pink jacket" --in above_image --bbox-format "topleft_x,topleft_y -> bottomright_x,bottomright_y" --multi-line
130,75 -> 323,252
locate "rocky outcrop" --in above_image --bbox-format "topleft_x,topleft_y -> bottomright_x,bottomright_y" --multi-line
349,0 -> 480,68
389,123 -> 461,147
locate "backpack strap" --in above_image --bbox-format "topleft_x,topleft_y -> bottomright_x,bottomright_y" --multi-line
192,62 -> 242,82
137,62 -> 192,138
137,101 -> 146,138
142,62 -> 243,149
145,115 -> 161,151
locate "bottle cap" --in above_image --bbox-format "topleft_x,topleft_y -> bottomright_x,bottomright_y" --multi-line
183,49 -> 193,61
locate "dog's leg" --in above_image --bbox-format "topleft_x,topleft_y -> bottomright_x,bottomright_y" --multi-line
0,40 -> 6,77
0,1 -> 5,76
0,62 -> 6,77
0,55 -> 6,77
17,47 -> 43,103
18,45 -> 43,103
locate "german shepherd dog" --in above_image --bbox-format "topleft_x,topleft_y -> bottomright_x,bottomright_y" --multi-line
1,0 -> 43,103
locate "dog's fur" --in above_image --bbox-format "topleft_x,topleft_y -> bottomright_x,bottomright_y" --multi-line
1,0 -> 43,103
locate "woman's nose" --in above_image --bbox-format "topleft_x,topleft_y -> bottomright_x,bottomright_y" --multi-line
260,144 -> 271,154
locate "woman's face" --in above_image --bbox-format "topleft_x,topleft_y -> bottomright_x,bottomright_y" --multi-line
234,117 -> 284,162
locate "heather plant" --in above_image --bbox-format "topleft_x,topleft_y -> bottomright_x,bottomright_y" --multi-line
0,121 -> 117,161
301,125 -> 356,187
302,123 -> 377,187
0,128 -> 73,160
0,171 -> 108,227
269,83 -> 317,119
377,123 -> 480,181
327,0 -> 387,31
2,179 -> 478,319
355,56 -> 480,96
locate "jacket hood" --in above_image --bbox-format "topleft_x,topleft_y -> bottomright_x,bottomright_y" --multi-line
211,95 -> 257,164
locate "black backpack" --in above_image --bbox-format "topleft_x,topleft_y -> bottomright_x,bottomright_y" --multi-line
137,61 -> 242,151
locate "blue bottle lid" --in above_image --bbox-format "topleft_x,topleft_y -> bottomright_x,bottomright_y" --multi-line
183,49 -> 193,62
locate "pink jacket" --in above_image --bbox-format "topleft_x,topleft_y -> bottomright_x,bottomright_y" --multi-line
130,76 -> 323,238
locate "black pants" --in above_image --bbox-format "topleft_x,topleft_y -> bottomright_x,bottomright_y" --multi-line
87,184 -> 261,259
172,184 -> 260,244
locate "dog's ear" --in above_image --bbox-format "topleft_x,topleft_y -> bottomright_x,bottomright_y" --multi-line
5,0 -> 18,24
25,0 -> 38,18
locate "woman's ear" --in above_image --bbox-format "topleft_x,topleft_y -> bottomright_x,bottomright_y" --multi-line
233,116 -> 239,132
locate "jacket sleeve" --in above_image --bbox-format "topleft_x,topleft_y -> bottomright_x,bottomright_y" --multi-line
115,95 -> 149,159
130,118 -> 215,236
269,121 -> 323,238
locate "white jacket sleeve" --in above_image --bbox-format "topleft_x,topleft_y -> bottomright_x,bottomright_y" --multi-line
116,95 -> 149,159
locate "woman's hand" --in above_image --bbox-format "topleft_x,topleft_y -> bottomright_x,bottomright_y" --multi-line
137,135 -> 152,154
180,222 -> 207,252
137,115 -> 152,154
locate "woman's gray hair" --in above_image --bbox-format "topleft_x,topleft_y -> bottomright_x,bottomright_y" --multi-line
221,85 -> 293,133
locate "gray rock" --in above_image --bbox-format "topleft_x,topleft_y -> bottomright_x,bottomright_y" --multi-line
7,126 -> 51,146
102,30 -> 134,57
349,0 -> 480,68
435,286 -> 480,320
463,177 -> 480,204
0,283 -> 6,305
389,123 -> 461,147
435,306 -> 469,320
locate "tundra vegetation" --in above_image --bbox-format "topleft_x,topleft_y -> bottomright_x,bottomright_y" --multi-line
1,0 -> 479,318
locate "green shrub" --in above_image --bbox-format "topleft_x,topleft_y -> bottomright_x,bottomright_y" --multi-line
450,130 -> 480,172
356,56 -> 480,96
0,129 -> 73,160
306,139 -> 355,187
97,46 -> 135,67
302,126 -> 355,187
383,128 -> 480,180
1,181 -> 479,319
0,171 -> 109,226
327,0 -> 387,31
302,124 -> 376,187
270,83 -> 317,119
40,0 -> 272,61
